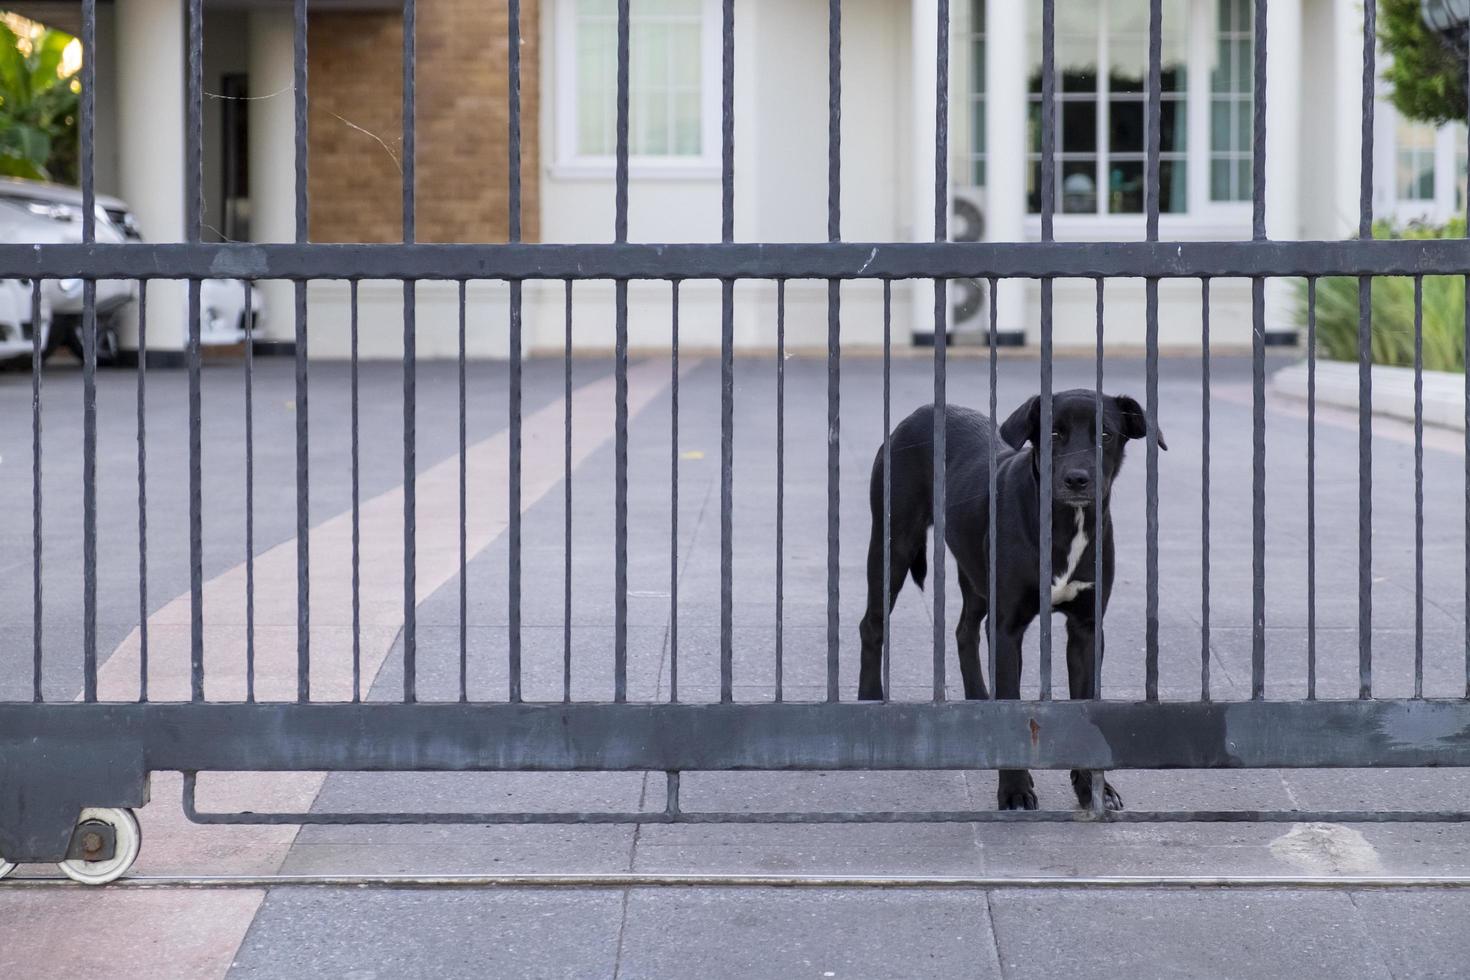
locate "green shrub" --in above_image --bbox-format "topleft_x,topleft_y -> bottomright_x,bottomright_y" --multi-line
1380,0 -> 1467,125
1301,219 -> 1467,373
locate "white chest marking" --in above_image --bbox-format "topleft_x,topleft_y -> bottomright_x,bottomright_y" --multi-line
1051,506 -> 1093,605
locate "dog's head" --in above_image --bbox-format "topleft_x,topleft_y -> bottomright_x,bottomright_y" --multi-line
1000,390 -> 1166,506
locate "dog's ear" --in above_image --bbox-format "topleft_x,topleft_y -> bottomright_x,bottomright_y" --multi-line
1114,395 -> 1167,451
1000,395 -> 1041,450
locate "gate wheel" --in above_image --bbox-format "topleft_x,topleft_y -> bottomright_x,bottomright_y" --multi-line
57,808 -> 141,885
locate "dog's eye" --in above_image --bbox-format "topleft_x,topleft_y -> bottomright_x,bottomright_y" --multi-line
1100,432 -> 1112,442
1050,430 -> 1061,441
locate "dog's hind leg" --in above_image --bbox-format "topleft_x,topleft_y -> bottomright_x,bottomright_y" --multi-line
955,570 -> 988,700
857,522 -> 914,701
1065,618 -> 1122,811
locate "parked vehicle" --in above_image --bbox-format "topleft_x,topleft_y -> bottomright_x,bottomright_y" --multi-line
0,272 -> 51,364
0,178 -> 261,364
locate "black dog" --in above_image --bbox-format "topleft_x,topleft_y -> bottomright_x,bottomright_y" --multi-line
857,390 -> 1165,811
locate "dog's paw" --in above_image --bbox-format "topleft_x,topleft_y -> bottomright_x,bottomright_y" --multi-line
997,771 -> 1038,811
1071,770 -> 1124,812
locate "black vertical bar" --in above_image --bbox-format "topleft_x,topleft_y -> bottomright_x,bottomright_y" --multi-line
1414,275 -> 1424,699
292,0 -> 310,703
881,279 -> 891,702
1143,0 -> 1162,702
351,280 -> 362,703
613,0 -> 630,703
1037,0 -> 1055,700
508,0 -> 524,704
1357,0 -> 1374,700
186,0 -> 205,703
1200,278 -> 1211,701
563,280 -> 574,704
664,771 -> 681,817
242,283 -> 253,703
775,280 -> 785,703
1091,276 -> 1106,816
402,0 -> 418,703
1307,277 -> 1317,700
1094,278 -> 1104,692
133,286 -> 151,682
671,281 -> 681,703
825,0 -> 841,703
931,0 -> 950,702
30,278 -> 41,703
81,0 -> 98,702
1250,0 -> 1268,701
458,281 -> 468,704
719,0 -> 735,704
986,277 -> 998,697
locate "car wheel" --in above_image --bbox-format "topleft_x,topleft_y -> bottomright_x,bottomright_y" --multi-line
62,317 -> 121,366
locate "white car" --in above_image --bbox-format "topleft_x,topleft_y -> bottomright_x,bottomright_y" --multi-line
0,273 -> 51,363
0,178 -> 261,363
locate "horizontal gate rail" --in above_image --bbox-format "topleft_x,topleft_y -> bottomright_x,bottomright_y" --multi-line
9,700 -> 1470,772
3,239 -> 1470,283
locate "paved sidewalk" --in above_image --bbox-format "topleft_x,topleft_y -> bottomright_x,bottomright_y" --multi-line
3,351 -> 1469,978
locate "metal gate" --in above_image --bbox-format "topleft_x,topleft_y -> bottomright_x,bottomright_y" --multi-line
4,0 -> 1470,883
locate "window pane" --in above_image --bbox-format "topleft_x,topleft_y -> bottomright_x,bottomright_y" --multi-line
1211,158 -> 1232,199
1161,159 -> 1187,212
1110,35 -> 1146,94
1108,159 -> 1144,213
1396,118 -> 1437,201
1211,99 -> 1230,153
1161,98 -> 1187,153
1110,99 -> 1145,154
1063,100 -> 1097,154
674,91 -> 701,154
1062,159 -> 1098,212
1212,39 -> 1232,92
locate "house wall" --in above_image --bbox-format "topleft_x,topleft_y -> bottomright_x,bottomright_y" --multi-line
524,0 -> 912,357
305,2 -> 541,245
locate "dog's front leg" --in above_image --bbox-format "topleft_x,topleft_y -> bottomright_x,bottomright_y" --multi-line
1065,617 -> 1122,812
992,616 -> 1037,811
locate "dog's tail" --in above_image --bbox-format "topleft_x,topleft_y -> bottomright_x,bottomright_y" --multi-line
909,540 -> 928,590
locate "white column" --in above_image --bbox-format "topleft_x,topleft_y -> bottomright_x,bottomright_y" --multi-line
911,0 -> 939,340
249,9 -> 298,343
984,0 -> 1028,339
1332,0 -> 1364,239
116,0 -> 187,351
1264,0 -> 1302,333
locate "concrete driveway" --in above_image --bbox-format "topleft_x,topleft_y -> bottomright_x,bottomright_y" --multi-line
2,349 -> 1469,979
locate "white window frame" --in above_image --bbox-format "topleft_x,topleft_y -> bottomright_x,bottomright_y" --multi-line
1380,99 -> 1464,226
1018,0 -> 1252,239
553,0 -> 722,180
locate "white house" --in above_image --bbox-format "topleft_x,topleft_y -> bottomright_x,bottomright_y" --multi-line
14,0 -> 1466,358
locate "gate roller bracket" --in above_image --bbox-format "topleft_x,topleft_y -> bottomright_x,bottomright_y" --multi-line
56,809 -> 142,885
0,808 -> 142,885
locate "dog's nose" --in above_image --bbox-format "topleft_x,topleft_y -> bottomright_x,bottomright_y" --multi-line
1064,469 -> 1091,491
